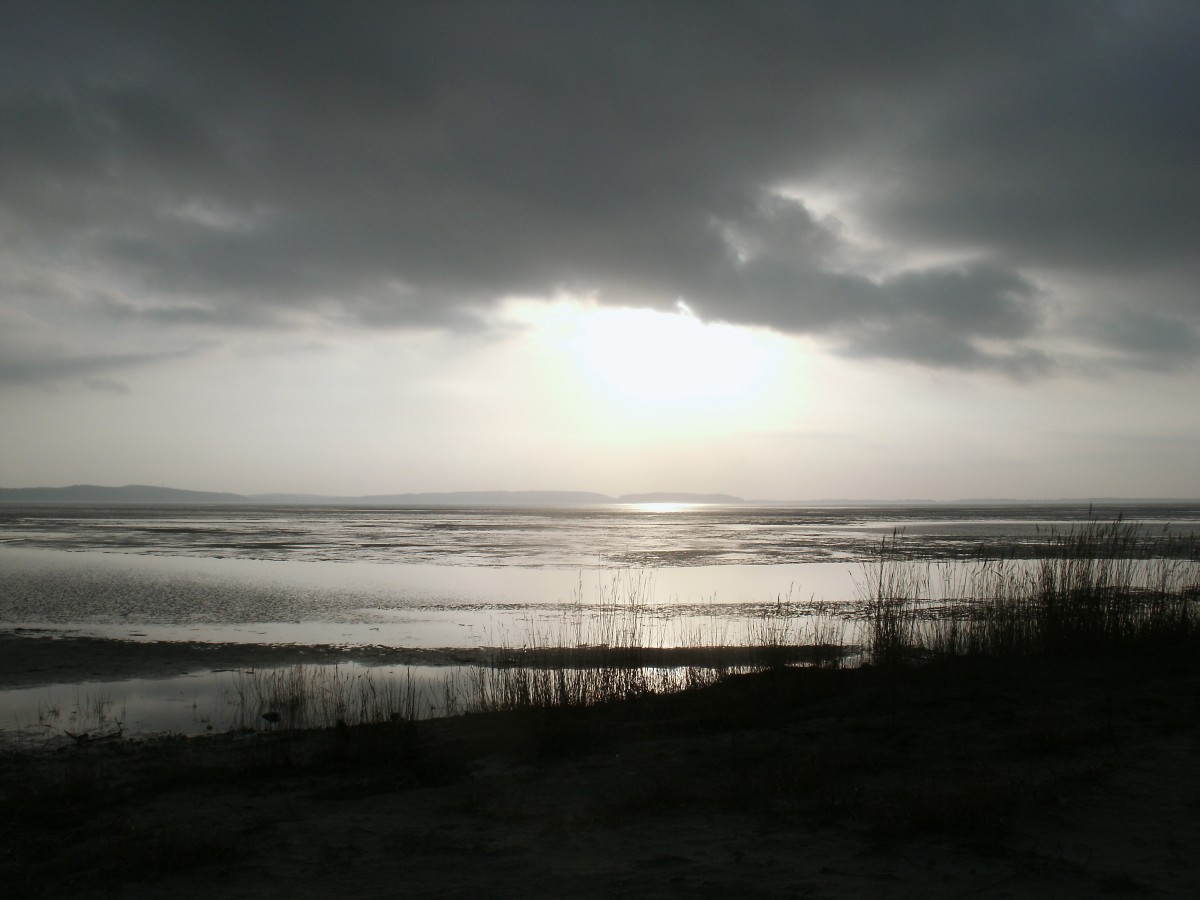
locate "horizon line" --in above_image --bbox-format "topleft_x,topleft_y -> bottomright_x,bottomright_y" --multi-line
1,483 -> 1198,506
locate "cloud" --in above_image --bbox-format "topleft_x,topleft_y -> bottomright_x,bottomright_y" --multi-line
1084,309 -> 1200,370
83,377 -> 131,395
1,0 -> 1197,376
0,345 -> 199,388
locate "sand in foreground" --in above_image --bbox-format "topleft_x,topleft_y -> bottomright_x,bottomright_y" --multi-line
4,651 -> 1199,898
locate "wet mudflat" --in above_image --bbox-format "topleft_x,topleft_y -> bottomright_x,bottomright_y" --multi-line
0,631 -> 481,690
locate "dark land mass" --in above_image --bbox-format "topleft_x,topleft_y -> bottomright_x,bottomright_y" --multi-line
0,632 -> 478,689
5,484 -> 1197,508
0,485 -> 248,505
0,485 -> 744,506
3,651 -> 1199,898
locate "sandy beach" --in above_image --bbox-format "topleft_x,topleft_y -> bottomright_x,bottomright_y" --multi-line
4,644 -> 1199,898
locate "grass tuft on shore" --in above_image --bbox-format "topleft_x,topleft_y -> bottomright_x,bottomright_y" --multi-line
219,517 -> 1198,737
860,517 -> 1200,666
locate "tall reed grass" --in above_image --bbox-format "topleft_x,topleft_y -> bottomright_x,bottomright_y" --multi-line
227,665 -> 424,731
859,518 -> 1200,665
226,570 -> 849,731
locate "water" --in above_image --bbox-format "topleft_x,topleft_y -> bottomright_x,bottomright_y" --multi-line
0,661 -> 473,750
3,501 -> 1198,642
8,501 -> 1199,566
3,501 -> 1197,741
3,501 -> 1198,632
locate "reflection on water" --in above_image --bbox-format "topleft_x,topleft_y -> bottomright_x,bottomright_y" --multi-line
2,502 -> 1197,741
0,663 -> 464,747
2,502 -> 1198,724
0,660 -> 743,746
0,663 -> 543,748
0,545 -> 865,645
1,672 -> 225,747
2,502 -> 1199,646
4,502 -> 1198,567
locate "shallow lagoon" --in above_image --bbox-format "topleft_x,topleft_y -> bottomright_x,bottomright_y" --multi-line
3,502 -> 1198,740
0,663 -> 467,748
0,545 -> 862,644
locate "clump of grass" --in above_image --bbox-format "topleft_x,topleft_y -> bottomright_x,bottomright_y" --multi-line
457,571 -> 849,714
448,663 -> 694,714
220,569 -> 853,731
1030,518 -> 1199,653
449,570 -> 687,712
858,518 -> 1200,665
858,531 -> 925,666
227,665 -> 428,731
12,690 -> 127,750
745,592 -> 846,670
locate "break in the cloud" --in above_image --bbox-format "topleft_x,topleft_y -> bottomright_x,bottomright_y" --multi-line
3,0 -> 1198,384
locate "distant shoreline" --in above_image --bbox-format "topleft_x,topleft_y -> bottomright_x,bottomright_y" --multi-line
2,483 -> 1198,506
0,485 -> 743,506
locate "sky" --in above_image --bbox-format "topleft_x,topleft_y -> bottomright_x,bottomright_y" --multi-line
1,0 -> 1198,501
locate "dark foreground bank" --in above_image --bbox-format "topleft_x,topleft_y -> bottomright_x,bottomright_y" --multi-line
3,650 -> 1199,899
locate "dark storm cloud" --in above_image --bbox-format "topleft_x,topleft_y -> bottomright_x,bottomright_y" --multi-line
1,0 -> 1197,377
1086,309 -> 1200,370
0,346 -> 196,387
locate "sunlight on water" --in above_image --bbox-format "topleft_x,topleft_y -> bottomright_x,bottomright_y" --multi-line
0,544 -> 866,645
3,500 -> 1198,740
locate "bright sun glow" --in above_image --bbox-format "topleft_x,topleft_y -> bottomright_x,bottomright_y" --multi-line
515,297 -> 783,410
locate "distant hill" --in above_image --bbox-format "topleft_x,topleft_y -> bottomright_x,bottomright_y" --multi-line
349,490 -> 615,506
2,485 -> 1194,507
0,484 -> 247,504
0,485 -> 744,506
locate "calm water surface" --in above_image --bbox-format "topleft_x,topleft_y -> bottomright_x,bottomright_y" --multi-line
3,501 -> 1198,642
3,502 -> 1197,741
